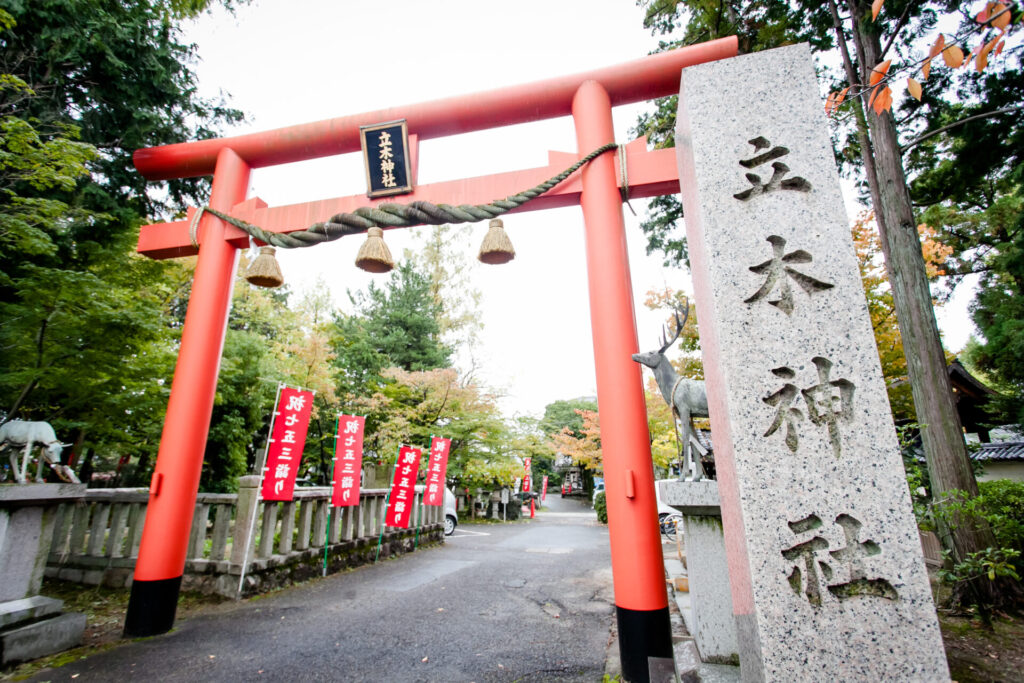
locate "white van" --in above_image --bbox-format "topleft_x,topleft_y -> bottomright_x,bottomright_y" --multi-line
444,487 -> 458,535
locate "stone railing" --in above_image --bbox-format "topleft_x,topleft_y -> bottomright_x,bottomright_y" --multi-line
46,475 -> 443,598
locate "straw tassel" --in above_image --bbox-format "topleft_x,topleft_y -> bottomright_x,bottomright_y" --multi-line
477,218 -> 516,265
355,227 -> 395,273
245,246 -> 285,288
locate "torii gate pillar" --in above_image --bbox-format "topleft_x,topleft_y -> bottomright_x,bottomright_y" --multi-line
124,148 -> 250,635
573,80 -> 672,679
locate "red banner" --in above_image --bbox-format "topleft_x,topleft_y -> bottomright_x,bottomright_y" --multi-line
522,457 -> 532,492
424,436 -> 451,506
331,415 -> 365,506
385,446 -> 421,528
542,475 -> 549,500
261,387 -> 314,501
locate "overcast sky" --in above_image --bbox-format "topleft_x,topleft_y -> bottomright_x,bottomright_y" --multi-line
179,0 -> 974,417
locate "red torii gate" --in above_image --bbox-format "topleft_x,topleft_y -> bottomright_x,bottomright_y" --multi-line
126,37 -> 737,682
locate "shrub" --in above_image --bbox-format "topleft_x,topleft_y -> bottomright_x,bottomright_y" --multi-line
939,547 -> 1021,586
929,478 -> 1024,614
594,491 -> 607,524
977,479 -> 1024,566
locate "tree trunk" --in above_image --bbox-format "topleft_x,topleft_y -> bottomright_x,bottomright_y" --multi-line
844,0 -> 1008,598
133,450 -> 152,487
68,427 -> 86,468
78,447 -> 95,486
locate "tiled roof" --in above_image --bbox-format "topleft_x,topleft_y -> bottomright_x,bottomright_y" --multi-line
976,441 -> 1024,461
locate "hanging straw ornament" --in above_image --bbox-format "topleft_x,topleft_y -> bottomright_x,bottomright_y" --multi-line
477,218 -> 516,265
245,246 -> 285,288
355,227 -> 395,273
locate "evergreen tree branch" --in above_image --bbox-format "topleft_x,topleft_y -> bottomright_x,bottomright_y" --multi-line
902,106 -> 1023,154
879,3 -> 914,61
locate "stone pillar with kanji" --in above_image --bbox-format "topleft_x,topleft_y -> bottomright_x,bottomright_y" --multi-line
675,43 -> 949,681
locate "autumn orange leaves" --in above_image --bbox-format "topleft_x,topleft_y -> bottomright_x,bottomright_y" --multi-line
824,87 -> 850,116
867,61 -> 893,116
826,1 -> 1016,117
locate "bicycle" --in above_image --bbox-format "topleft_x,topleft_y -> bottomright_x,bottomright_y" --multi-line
660,513 -> 683,541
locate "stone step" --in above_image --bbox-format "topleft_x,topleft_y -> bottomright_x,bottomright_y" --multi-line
0,612 -> 86,666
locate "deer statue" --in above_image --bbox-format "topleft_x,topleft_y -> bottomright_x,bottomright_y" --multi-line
0,420 -> 79,484
632,300 -> 711,481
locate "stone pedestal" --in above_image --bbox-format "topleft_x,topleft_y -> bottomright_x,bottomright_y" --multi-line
659,479 -> 739,664
0,483 -> 87,665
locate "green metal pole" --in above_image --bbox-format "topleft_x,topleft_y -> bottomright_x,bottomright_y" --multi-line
323,507 -> 332,577
375,448 -> 399,563
414,494 -> 421,550
415,436 -> 431,550
324,415 -> 341,577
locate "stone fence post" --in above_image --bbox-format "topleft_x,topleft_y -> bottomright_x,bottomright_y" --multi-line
230,475 -> 261,565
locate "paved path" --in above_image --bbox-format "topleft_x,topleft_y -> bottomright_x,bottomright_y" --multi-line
30,497 -> 611,682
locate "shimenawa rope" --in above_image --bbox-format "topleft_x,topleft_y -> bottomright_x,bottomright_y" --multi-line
188,142 -> 621,249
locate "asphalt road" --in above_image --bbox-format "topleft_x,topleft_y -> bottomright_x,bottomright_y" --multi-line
31,495 -> 612,682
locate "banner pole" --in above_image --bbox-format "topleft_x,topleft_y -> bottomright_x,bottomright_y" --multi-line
414,491 -> 421,550
238,382 -> 284,597
375,447 -> 399,563
323,507 -> 332,577
324,414 -> 341,577
416,436 -> 430,549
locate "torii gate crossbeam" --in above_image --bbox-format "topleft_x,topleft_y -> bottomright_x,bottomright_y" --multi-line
124,37 -> 738,683
134,39 -> 736,180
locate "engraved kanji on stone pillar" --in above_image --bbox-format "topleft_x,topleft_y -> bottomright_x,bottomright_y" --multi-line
674,43 -> 948,681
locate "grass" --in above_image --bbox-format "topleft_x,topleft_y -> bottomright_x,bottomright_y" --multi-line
940,611 -> 1024,682
0,579 -> 227,682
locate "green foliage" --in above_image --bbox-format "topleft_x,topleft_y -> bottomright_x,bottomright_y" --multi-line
201,280 -> 341,491
516,416 -> 558,487
0,230 -> 180,477
404,224 -> 483,353
354,260 -> 452,372
325,251 -> 529,493
332,260 -> 453,397
977,479 -> 1024,563
902,453 -> 932,527
0,74 -> 95,206
340,366 -> 524,491
539,398 -> 598,438
631,0 -> 834,268
0,0 -> 243,217
635,0 -> 1024,423
0,0 -> 244,482
939,547 -> 1021,587
164,0 -> 251,19
594,490 -> 608,524
201,330 -> 273,492
961,198 -> 1024,426
929,479 -> 1024,608
914,80 -> 1022,410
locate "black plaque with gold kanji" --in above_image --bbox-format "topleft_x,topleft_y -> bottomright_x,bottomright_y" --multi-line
360,120 -> 413,198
